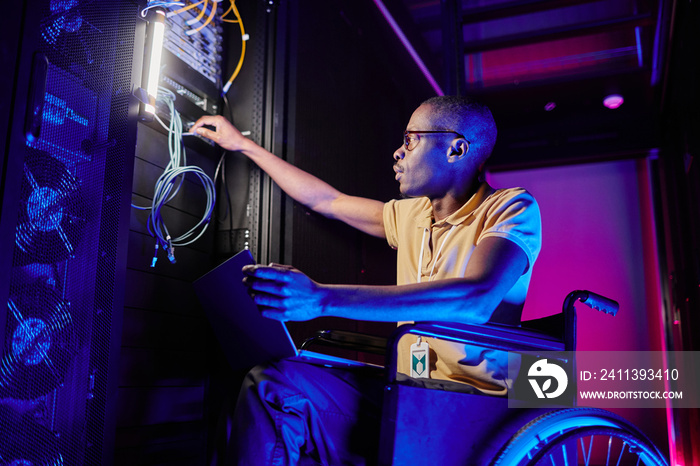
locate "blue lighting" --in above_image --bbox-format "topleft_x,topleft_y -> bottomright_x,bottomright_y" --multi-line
42,0 -> 83,44
0,402 -> 66,465
15,154 -> 80,263
14,460 -> 35,466
1,287 -> 74,400
42,16 -> 66,45
50,0 -> 78,13
43,94 -> 89,128
26,65 -> 97,164
43,0 -> 82,45
62,10 -> 83,33
27,187 -> 64,233
11,318 -> 52,366
17,264 -> 58,286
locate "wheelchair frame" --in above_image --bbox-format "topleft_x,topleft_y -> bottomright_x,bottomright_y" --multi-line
304,290 -> 669,466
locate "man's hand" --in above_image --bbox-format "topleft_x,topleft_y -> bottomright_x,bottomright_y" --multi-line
242,264 -> 325,321
190,115 -> 253,152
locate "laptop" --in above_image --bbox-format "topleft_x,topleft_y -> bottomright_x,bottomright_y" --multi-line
193,249 -> 374,370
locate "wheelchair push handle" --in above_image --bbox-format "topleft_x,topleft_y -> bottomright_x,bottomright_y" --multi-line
565,290 -> 619,316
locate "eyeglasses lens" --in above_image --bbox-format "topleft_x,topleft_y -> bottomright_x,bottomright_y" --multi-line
403,132 -> 418,151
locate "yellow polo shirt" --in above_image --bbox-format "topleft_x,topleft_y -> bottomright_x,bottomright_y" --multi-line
383,182 -> 542,394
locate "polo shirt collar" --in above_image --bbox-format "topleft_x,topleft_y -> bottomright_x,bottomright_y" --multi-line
414,182 -> 494,228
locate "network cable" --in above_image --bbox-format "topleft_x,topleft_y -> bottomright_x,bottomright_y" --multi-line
162,0 -> 247,95
185,1 -> 218,35
221,1 -> 247,94
132,87 -> 216,266
167,0 -> 205,17
142,1 -> 185,17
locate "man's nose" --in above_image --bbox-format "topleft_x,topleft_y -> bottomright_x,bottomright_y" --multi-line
393,145 -> 405,161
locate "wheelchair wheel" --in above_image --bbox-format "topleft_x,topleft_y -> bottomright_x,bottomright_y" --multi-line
490,408 -> 668,466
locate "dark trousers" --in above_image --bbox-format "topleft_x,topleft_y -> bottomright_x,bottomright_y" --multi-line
232,359 -> 385,465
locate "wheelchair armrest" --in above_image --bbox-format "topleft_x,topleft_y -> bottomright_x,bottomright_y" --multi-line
385,321 -> 566,383
298,290 -> 615,383
300,329 -> 388,355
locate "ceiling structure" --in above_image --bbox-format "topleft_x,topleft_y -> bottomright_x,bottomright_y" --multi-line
388,0 -> 672,167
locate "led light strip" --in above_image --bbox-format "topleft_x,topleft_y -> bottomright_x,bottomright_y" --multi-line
145,9 -> 167,114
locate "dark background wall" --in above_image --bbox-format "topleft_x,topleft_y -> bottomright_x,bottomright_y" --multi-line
116,123 -> 218,464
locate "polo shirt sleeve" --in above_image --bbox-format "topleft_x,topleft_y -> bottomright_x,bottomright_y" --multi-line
383,199 -> 400,249
479,188 -> 542,272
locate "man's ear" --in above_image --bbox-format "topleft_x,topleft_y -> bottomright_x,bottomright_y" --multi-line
446,139 -> 470,163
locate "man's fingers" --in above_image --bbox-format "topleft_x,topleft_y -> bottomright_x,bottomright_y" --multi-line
191,116 -> 223,142
243,276 -> 288,296
251,293 -> 286,315
267,262 -> 297,271
191,115 -> 219,130
260,309 -> 285,321
242,264 -> 294,281
194,126 -> 217,142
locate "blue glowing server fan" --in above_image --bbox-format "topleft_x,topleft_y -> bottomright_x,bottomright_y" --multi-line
0,403 -> 64,466
14,150 -> 83,265
1,281 -> 76,401
0,0 -> 139,464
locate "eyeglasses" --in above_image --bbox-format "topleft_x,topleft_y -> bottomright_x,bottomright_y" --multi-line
403,130 -> 468,151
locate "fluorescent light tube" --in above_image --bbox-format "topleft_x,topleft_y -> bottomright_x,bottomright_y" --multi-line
144,9 -> 166,114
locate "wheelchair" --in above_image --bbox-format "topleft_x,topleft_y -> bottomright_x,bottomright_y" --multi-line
301,290 -> 669,466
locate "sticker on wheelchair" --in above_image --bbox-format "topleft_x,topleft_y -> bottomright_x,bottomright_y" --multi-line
410,337 -> 430,378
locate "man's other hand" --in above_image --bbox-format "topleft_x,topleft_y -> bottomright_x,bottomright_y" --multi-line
242,264 -> 325,322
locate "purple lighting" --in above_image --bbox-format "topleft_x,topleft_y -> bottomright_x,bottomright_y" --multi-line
372,0 -> 443,96
603,94 -> 624,109
544,102 -> 557,111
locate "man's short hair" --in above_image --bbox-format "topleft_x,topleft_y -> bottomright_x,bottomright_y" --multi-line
421,95 -> 497,164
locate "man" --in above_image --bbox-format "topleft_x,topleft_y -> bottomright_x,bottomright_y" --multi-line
192,96 -> 541,465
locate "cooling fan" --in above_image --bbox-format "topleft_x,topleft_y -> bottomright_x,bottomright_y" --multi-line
40,0 -> 102,71
42,0 -> 83,46
0,281 -> 76,400
15,150 -> 83,265
0,404 -> 63,465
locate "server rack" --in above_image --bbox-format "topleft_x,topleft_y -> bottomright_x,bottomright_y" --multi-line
0,1 -> 141,464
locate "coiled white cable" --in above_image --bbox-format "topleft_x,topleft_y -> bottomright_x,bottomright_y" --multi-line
132,87 -> 216,266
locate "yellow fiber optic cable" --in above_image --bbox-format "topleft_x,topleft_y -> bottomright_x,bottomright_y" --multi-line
186,0 -> 208,25
220,1 -> 236,22
168,0 -> 204,17
186,0 -> 217,34
222,1 -> 246,94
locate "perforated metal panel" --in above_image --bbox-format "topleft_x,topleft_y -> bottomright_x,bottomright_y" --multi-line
0,1 -> 138,464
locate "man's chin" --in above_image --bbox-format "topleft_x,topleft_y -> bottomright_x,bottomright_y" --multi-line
397,183 -> 421,199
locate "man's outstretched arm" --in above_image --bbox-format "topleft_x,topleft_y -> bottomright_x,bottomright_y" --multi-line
244,236 -> 528,324
191,115 -> 386,238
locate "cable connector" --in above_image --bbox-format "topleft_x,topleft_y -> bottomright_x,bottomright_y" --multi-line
150,242 -> 160,267
166,235 -> 177,264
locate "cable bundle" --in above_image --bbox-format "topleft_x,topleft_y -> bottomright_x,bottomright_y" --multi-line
133,88 -> 216,266
159,0 -> 247,94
